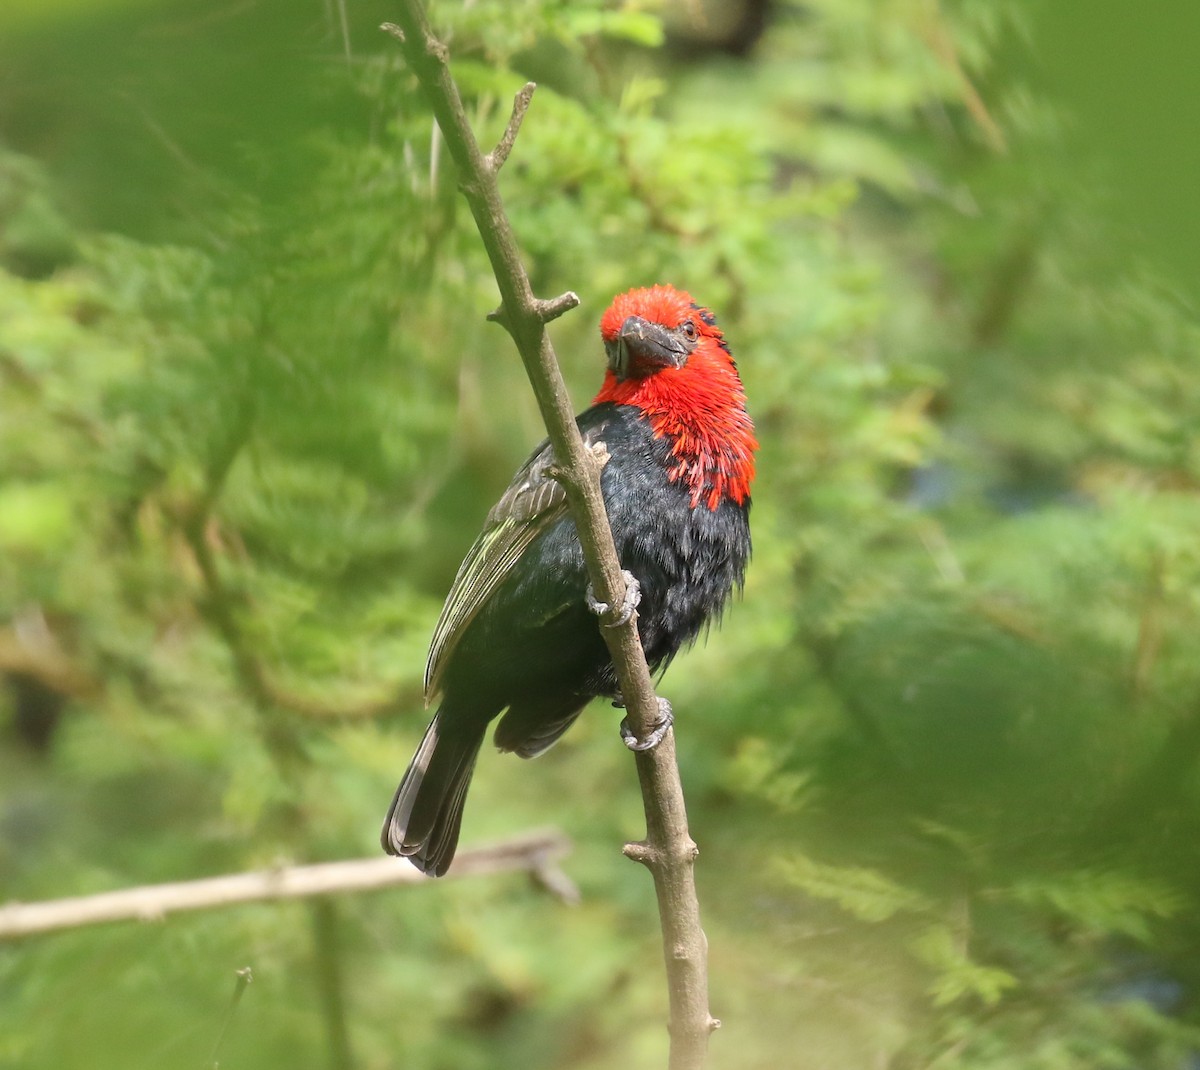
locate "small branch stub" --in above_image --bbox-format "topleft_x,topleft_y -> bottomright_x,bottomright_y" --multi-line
623,840 -> 656,866
535,290 -> 581,323
488,290 -> 579,332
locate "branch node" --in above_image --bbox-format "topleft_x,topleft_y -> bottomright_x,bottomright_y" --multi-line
622,840 -> 656,867
709,1017 -> 722,1033
544,446 -> 602,490
379,22 -> 405,42
457,175 -> 484,200
486,82 -> 537,173
534,290 -> 581,323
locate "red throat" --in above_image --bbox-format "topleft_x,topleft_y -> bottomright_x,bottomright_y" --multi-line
594,286 -> 758,511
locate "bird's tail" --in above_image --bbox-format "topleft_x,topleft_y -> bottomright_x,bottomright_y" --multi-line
380,711 -> 485,878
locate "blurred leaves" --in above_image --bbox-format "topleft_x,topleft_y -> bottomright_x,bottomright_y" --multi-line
910,925 -> 1017,1008
776,851 -> 931,923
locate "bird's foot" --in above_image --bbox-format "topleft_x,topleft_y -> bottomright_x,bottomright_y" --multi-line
620,697 -> 674,752
586,571 -> 641,628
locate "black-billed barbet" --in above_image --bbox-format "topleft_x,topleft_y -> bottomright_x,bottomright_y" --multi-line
381,285 -> 757,876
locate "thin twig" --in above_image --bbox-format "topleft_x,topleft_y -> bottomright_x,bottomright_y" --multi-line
487,82 -> 536,171
0,831 -> 574,940
383,6 -> 718,1066
335,0 -> 352,65
921,0 -> 1007,153
209,967 -> 253,1070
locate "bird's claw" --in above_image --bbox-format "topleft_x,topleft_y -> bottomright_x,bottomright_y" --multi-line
620,698 -> 674,752
586,571 -> 641,628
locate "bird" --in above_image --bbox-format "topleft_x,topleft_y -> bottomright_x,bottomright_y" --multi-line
381,284 -> 757,876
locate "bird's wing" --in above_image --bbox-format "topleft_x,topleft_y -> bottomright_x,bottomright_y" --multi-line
423,417 -> 610,703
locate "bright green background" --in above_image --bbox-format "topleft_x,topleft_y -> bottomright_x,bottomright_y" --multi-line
3,2 -> 1200,1068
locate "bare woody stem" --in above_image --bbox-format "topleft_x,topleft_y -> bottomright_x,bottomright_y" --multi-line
0,832 -> 574,941
383,7 -> 718,1067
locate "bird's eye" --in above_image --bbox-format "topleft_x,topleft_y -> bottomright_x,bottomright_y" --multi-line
681,321 -> 697,341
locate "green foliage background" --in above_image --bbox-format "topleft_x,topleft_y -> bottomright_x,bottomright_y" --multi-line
2,1 -> 1200,1067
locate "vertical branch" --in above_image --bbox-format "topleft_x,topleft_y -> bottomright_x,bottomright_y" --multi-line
382,6 -> 718,1066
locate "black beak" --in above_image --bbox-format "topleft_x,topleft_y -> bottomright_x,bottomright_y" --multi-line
608,316 -> 691,381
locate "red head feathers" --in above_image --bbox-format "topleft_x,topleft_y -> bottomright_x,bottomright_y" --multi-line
595,285 -> 758,511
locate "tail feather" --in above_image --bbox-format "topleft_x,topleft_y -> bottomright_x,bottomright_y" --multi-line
381,712 -> 484,877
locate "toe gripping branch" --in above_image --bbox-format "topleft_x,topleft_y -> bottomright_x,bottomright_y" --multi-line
619,697 -> 674,753
586,570 -> 641,628
586,572 -> 672,751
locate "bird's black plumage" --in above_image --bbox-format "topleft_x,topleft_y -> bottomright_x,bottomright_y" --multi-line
382,402 -> 751,876
382,284 -> 756,876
